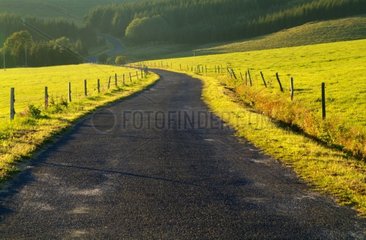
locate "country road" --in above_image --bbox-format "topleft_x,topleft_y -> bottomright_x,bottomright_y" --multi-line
1,70 -> 365,239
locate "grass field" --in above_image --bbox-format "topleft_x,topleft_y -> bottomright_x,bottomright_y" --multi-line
137,39 -> 366,215
147,39 -> 366,129
0,64 -> 159,181
196,16 -> 366,55
0,64 -> 140,122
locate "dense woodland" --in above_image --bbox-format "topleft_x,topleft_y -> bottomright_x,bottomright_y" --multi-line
86,0 -> 366,44
0,14 -> 98,67
1,0 -> 365,67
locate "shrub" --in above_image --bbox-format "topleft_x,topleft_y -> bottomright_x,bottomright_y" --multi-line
115,55 -> 127,65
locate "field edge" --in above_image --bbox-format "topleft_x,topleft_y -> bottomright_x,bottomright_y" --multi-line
0,69 -> 160,185
156,68 -> 366,217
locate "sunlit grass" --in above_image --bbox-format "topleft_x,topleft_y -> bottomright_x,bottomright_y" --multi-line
0,64 -> 141,121
138,38 -> 366,215
143,39 -> 366,157
0,64 -> 159,181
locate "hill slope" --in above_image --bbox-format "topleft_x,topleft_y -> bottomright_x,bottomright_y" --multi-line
195,16 -> 366,55
118,16 -> 366,61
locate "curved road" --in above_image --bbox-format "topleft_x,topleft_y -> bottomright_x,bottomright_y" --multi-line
1,70 -> 365,239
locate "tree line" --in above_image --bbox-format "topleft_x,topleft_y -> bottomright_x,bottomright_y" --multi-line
1,0 -> 365,68
0,30 -> 83,67
0,14 -> 99,67
85,0 -> 366,44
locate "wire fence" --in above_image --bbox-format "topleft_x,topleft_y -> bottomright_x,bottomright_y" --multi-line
1,68 -> 150,122
136,61 -> 366,160
138,62 -> 328,119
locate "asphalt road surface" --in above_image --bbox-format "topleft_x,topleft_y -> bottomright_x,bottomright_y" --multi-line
1,70 -> 365,239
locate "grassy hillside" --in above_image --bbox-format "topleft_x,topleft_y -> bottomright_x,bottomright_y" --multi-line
196,16 -> 366,54
0,64 -> 159,181
142,39 -> 366,157
138,39 -> 366,215
0,0 -> 127,22
119,16 -> 366,61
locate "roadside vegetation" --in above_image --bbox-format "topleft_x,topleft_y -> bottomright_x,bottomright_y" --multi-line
137,38 -> 366,215
0,64 -> 159,182
142,39 -> 366,159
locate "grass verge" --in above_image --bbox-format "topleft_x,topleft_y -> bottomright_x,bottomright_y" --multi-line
158,68 -> 366,216
0,66 -> 159,183
140,39 -> 366,160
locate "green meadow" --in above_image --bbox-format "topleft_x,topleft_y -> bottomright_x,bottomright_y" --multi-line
0,64 -> 142,122
150,39 -> 366,127
149,38 -> 365,130
0,64 -> 159,181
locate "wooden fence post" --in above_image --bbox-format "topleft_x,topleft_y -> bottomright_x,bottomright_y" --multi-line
276,72 -> 284,92
108,76 -> 111,89
45,86 -> 49,110
97,79 -> 100,94
115,73 -> 118,87
322,82 -> 326,120
84,79 -> 88,97
290,77 -> 294,101
136,71 -> 139,79
231,68 -> 237,80
227,67 -> 232,78
247,69 -> 253,86
68,82 -> 72,102
129,72 -> 132,82
260,71 -> 267,88
10,88 -> 15,120
123,74 -> 125,85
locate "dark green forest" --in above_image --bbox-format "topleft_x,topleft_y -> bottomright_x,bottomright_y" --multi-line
1,0 -> 365,67
87,0 -> 366,44
0,14 -> 99,67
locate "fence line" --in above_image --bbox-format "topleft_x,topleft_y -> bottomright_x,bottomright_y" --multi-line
4,70 -> 150,121
137,61 -> 328,120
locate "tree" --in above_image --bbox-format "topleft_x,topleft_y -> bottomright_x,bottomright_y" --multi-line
98,53 -> 108,64
125,15 -> 172,43
115,55 -> 127,65
3,30 -> 33,66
